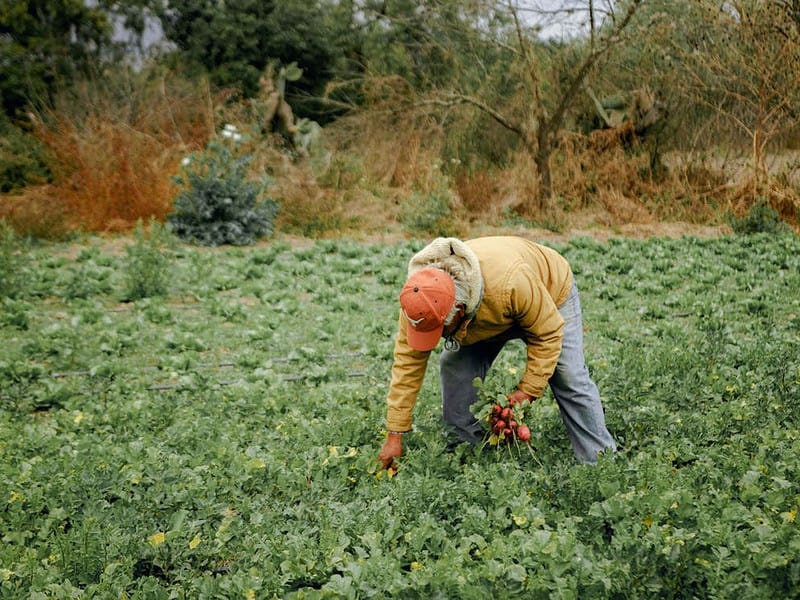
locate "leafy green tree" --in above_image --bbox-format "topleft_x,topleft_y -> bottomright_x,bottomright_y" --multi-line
356,0 -> 506,91
155,0 -> 344,117
0,0 -> 112,117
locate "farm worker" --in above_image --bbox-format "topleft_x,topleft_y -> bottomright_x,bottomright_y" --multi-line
377,236 -> 616,468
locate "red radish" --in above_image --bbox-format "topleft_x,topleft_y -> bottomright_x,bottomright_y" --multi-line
501,408 -> 512,420
503,428 -> 512,437
517,425 -> 531,442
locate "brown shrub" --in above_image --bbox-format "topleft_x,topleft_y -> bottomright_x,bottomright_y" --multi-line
27,72 -> 212,235
272,164 -> 354,236
33,116 -> 179,232
595,189 -> 652,225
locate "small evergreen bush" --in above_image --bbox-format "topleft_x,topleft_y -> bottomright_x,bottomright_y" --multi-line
124,219 -> 172,301
728,199 -> 791,235
168,134 -> 279,246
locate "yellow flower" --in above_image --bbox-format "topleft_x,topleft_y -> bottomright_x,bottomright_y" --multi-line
188,534 -> 201,549
73,411 -> 84,424
245,457 -> 266,470
8,491 -> 22,503
148,531 -> 166,547
410,561 -> 423,571
245,590 -> 256,600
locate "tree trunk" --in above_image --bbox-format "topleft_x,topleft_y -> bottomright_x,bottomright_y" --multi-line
534,126 -> 553,212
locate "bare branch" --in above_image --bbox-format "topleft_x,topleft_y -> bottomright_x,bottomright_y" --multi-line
547,0 -> 644,139
418,92 -> 527,140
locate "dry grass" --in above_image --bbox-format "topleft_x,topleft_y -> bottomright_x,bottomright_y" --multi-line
0,185 -> 71,240
33,116 -> 180,232
4,71 -> 798,239
12,73 -> 213,236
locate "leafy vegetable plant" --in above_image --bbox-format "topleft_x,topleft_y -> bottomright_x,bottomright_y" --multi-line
0,232 -> 799,597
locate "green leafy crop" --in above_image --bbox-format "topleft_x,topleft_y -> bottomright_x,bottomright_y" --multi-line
0,232 -> 798,597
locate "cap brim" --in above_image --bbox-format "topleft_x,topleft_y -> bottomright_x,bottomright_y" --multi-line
406,324 -> 444,352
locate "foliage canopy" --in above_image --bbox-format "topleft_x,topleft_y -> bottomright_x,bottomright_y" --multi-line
0,0 -> 112,117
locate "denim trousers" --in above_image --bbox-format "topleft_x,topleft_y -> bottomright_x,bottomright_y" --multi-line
439,282 -> 617,463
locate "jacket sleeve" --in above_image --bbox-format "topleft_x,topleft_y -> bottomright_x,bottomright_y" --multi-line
507,265 -> 564,398
385,310 -> 431,432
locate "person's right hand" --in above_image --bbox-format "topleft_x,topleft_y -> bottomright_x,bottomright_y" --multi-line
507,389 -> 533,406
377,432 -> 403,470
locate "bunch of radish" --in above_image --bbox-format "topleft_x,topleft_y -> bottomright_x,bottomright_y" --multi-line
469,375 -> 538,459
488,399 -> 531,445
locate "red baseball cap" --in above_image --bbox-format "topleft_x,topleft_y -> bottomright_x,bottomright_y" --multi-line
399,268 -> 455,351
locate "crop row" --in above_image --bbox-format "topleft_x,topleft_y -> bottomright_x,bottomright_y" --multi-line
1,232 -> 799,597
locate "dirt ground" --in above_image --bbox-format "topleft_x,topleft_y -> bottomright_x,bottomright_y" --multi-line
55,215 -> 730,258
466,211 -> 731,245
300,207 -> 732,249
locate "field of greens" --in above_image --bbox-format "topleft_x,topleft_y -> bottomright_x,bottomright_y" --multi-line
2,231 -> 800,598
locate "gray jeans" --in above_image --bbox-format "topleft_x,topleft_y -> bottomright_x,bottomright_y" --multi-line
440,282 -> 617,463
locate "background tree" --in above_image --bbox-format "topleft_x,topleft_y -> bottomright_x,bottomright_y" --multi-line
0,0 -> 112,118
402,0 -> 649,212
672,0 -> 800,198
155,0 -> 349,120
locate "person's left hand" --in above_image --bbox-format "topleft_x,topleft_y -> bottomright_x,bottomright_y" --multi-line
507,389 -> 533,406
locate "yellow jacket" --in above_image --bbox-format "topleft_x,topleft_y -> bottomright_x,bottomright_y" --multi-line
385,236 -> 573,432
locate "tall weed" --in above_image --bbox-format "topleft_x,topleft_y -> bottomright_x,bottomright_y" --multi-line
124,219 -> 173,301
0,120 -> 51,193
400,186 -> 459,237
0,220 -> 27,298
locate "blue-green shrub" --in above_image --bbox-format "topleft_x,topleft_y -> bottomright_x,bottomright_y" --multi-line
168,136 -> 279,246
728,199 -> 791,235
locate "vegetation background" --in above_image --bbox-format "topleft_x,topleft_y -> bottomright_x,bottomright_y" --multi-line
1,0 -> 799,240
2,3 -> 799,596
